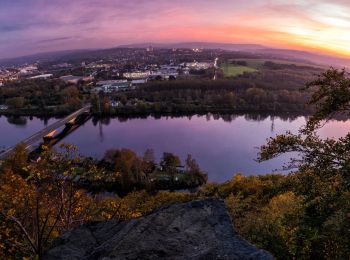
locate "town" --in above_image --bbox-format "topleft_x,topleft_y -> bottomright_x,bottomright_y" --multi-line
0,47 -> 218,90
0,47 -> 222,112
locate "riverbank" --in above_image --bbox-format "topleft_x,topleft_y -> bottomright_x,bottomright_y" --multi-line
0,106 -> 311,118
0,108 -> 77,117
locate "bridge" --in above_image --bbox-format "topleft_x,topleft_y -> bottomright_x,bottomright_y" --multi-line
0,104 -> 91,160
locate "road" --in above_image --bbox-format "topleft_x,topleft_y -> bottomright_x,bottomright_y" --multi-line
0,104 -> 91,160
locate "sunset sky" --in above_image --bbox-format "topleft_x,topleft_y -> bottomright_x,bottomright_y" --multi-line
1,0 -> 350,59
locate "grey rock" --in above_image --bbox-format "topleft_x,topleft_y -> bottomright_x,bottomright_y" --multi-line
43,199 -> 273,260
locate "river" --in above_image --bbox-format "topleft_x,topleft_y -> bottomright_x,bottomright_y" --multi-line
1,114 -> 349,182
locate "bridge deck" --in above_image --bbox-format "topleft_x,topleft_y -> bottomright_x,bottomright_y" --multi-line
0,104 -> 91,160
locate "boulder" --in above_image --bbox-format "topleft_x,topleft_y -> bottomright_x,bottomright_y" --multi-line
43,199 -> 273,260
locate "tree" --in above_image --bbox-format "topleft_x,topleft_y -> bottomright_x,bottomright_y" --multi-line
142,149 -> 156,174
258,68 -> 350,258
143,149 -> 155,163
160,152 -> 181,173
303,68 -> 350,131
104,148 -> 146,188
185,154 -> 200,174
228,191 -> 304,258
5,97 -> 26,109
60,86 -> 81,108
0,144 -> 95,258
185,154 -> 207,185
1,143 -> 28,177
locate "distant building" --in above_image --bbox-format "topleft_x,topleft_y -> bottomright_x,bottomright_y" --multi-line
131,79 -> 147,85
192,48 -> 203,53
29,74 -> 53,79
110,101 -> 120,107
60,75 -> 82,84
123,71 -> 150,79
185,61 -> 213,70
53,63 -> 72,68
96,80 -> 127,86
148,66 -> 178,79
19,65 -> 38,75
60,75 -> 92,84
156,65 -> 179,78
160,65 -> 180,71
92,80 -> 131,94
182,67 -> 190,75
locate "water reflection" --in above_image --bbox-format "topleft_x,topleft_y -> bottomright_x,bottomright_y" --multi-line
2,115 -> 58,127
6,116 -> 27,126
57,114 -> 308,182
90,112 -> 305,125
0,116 -> 58,151
1,113 -> 349,183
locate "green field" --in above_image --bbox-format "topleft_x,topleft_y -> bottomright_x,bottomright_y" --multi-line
220,63 -> 258,77
227,58 -> 326,69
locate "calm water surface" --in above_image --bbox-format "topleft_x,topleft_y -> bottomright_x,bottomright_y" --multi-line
1,114 -> 349,182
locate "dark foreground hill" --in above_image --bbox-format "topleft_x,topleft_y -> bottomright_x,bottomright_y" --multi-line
43,199 -> 273,260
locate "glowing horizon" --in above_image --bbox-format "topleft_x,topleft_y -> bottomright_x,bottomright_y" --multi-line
1,0 -> 350,59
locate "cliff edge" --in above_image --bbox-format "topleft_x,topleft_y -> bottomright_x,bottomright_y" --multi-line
43,199 -> 273,260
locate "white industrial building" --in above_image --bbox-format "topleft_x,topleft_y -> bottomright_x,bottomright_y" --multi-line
92,80 -> 131,93
29,74 -> 53,79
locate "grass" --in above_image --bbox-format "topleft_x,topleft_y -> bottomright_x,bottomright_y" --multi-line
220,63 -> 258,77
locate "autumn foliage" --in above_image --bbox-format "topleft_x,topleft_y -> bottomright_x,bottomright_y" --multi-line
0,145 -> 196,258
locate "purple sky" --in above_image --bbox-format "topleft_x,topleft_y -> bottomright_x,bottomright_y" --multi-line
1,0 -> 350,59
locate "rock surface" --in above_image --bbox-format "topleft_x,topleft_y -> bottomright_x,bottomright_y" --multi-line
43,199 -> 273,260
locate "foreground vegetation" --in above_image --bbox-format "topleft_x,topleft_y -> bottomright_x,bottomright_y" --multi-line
0,144 -> 207,258
1,68 -> 349,259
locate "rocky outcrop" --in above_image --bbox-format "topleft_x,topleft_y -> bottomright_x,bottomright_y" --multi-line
43,199 -> 273,260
